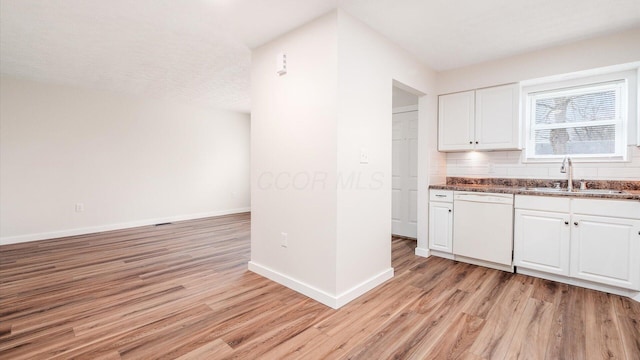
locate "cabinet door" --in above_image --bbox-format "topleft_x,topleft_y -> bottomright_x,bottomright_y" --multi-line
570,215 -> 640,291
514,209 -> 570,275
429,202 -> 453,253
475,84 -> 520,150
438,91 -> 475,151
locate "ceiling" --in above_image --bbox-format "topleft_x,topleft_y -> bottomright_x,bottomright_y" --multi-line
1,0 -> 639,114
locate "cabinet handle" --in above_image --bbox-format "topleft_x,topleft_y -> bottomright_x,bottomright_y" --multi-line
469,141 -> 472,144
574,222 -> 579,226
435,194 -> 446,197
564,221 -> 569,225
448,209 -> 452,213
475,141 -> 479,144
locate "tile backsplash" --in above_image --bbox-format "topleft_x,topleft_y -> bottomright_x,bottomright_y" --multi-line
429,150 -> 448,185
446,145 -> 640,180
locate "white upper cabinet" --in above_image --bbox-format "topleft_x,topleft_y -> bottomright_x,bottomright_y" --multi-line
438,90 -> 475,151
475,84 -> 521,150
438,83 -> 520,152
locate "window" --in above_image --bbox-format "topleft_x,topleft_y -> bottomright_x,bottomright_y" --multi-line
525,80 -> 627,160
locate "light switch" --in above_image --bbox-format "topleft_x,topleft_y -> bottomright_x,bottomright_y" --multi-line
276,52 -> 287,76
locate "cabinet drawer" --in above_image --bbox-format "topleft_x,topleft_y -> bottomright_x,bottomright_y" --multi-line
430,190 -> 453,202
515,195 -> 571,212
572,198 -> 640,219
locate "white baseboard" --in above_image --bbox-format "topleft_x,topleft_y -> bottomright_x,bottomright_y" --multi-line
0,207 -> 251,246
414,247 -> 430,258
454,255 -> 514,273
429,249 -> 455,260
335,267 -> 394,308
248,261 -> 337,308
248,261 -> 394,309
517,268 -> 639,303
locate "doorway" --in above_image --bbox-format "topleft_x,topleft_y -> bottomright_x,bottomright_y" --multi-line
392,85 -> 419,238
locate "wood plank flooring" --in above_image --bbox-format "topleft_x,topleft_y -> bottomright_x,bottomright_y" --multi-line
1,213 -> 639,359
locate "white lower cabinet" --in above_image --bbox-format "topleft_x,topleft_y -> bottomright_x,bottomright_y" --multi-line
428,190 -> 453,254
514,195 -> 640,291
571,214 -> 640,291
428,202 -> 453,253
514,209 -> 570,276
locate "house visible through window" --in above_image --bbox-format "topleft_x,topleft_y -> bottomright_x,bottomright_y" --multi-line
525,80 -> 627,160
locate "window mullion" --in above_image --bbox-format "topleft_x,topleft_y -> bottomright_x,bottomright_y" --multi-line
532,119 -> 619,131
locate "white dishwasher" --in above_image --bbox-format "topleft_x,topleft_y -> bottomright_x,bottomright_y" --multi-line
453,192 -> 514,271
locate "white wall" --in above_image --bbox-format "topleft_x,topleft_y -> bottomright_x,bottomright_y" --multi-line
249,12 -> 339,298
249,10 -> 441,307
0,76 -> 250,244
437,28 -> 640,95
437,28 -> 640,180
335,10 -> 439,294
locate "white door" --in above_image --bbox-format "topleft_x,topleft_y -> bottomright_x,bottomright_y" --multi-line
392,110 -> 418,238
428,202 -> 453,253
514,209 -> 570,275
570,214 -> 640,291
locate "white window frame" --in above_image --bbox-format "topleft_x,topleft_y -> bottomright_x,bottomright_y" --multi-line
523,71 -> 633,163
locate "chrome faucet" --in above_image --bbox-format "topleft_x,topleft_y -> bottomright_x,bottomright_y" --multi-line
560,156 -> 573,192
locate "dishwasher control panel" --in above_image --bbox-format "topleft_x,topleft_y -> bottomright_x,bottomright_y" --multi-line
454,191 -> 513,205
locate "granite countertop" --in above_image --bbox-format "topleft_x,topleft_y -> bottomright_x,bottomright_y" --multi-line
430,177 -> 640,201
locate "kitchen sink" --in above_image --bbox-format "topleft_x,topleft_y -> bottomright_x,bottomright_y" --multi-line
522,187 -> 627,195
573,189 -> 627,195
523,187 -> 565,192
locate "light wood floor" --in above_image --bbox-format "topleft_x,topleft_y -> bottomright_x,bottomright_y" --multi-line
1,213 -> 639,359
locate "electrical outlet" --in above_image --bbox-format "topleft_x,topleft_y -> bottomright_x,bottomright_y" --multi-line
281,232 -> 288,248
75,203 -> 84,213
